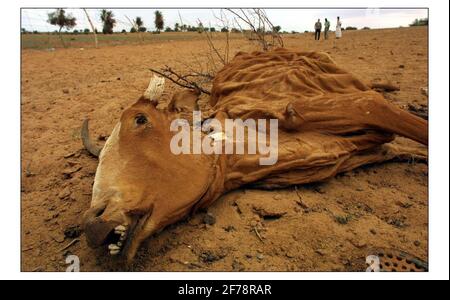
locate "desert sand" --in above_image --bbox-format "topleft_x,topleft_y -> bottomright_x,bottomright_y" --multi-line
21,26 -> 428,271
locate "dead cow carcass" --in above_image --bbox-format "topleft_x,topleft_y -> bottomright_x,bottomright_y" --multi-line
81,49 -> 427,261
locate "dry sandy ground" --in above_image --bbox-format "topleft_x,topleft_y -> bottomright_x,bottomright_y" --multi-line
21,27 -> 428,272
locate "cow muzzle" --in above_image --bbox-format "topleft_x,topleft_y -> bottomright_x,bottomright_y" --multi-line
83,204 -> 130,256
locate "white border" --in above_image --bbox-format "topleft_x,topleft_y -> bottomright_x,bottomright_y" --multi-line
2,0 -> 448,280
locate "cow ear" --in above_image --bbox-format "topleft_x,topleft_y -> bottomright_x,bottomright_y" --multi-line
142,75 -> 165,106
168,88 -> 201,113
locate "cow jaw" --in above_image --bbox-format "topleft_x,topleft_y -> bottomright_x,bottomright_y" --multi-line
107,209 -> 155,259
108,224 -> 128,256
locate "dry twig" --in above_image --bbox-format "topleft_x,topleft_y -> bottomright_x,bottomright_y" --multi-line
253,226 -> 264,243
59,238 -> 80,252
149,66 -> 211,95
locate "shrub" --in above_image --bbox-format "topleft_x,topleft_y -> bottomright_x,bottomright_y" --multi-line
410,18 -> 428,27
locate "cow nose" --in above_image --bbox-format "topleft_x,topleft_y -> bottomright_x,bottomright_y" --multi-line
83,204 -> 121,248
84,217 -> 121,248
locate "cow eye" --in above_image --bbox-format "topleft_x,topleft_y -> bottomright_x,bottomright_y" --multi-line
135,114 -> 148,126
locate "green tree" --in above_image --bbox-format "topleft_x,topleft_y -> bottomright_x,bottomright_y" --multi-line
154,10 -> 164,33
174,23 -> 180,32
135,16 -> 144,31
273,25 -> 281,33
47,8 -> 77,47
197,22 -> 204,33
100,9 -> 116,34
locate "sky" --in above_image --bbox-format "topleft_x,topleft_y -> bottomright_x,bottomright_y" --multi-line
21,8 -> 428,33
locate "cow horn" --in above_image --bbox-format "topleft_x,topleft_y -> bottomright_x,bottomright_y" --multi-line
143,75 -> 165,105
81,119 -> 103,158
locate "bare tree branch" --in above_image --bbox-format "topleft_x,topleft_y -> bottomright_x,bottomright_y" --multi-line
149,66 -> 211,95
226,8 -> 283,51
148,9 -> 283,98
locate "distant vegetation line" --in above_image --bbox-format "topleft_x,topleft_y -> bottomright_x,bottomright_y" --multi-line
20,8 -> 428,49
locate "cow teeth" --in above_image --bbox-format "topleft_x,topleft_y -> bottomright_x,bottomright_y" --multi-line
110,249 -> 120,256
115,230 -> 125,234
115,225 -> 127,232
108,244 -> 120,251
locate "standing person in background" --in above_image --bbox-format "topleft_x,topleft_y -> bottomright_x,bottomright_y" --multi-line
324,18 -> 330,39
314,19 -> 322,40
335,16 -> 342,39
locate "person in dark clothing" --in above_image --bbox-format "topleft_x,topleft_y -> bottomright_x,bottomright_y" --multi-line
314,19 -> 322,40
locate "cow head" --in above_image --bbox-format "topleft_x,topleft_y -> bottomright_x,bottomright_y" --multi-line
82,77 -> 214,261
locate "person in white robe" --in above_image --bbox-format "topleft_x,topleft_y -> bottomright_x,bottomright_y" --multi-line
336,16 -> 342,39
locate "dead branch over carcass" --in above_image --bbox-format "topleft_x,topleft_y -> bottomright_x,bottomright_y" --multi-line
148,65 -> 211,95
148,9 -> 284,95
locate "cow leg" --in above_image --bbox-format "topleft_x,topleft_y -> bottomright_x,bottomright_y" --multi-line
286,92 -> 428,145
361,98 -> 428,146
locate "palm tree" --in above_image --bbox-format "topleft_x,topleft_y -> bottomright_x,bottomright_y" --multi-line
135,16 -> 147,32
135,17 -> 143,29
154,10 -> 164,33
47,8 -> 77,48
100,9 -> 116,34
